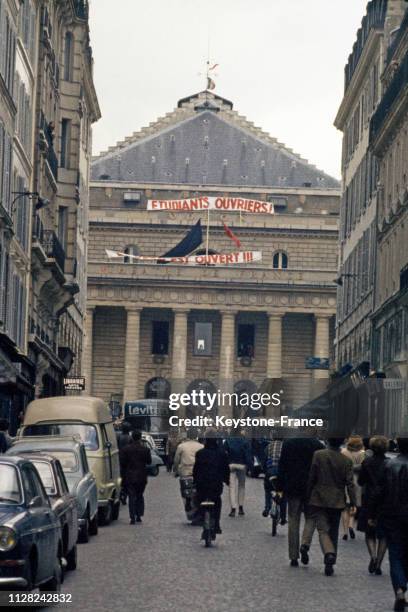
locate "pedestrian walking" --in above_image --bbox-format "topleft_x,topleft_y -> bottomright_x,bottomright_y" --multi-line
117,420 -> 133,450
0,419 -> 12,452
303,437 -> 356,576
224,431 -> 253,517
357,435 -> 389,575
262,437 -> 287,525
277,436 -> 324,567
193,437 -> 230,536
341,435 -> 365,540
119,429 -> 152,524
370,437 -> 408,611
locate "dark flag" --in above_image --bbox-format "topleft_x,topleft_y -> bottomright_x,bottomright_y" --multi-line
158,219 -> 203,262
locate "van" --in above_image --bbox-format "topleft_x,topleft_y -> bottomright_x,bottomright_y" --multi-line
20,396 -> 121,525
123,398 -> 169,459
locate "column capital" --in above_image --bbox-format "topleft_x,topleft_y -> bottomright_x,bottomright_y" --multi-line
314,313 -> 332,320
219,310 -> 238,317
125,306 -> 142,314
173,308 -> 190,316
267,311 -> 285,320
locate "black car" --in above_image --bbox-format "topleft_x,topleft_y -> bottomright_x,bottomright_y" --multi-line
0,456 -> 62,591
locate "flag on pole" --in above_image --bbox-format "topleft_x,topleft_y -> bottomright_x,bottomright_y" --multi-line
158,219 -> 203,260
207,77 -> 216,91
223,221 -> 241,248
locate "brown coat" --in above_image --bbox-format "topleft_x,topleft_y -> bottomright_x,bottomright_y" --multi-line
307,448 -> 356,509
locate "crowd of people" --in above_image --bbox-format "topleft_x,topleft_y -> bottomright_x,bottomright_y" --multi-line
120,427 -> 408,612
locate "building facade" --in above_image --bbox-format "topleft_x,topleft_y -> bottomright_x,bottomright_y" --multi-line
0,0 -> 100,431
86,92 -> 340,416
370,5 -> 408,430
334,0 -> 406,374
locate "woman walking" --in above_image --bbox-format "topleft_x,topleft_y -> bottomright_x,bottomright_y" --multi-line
341,435 -> 365,540
358,435 -> 389,575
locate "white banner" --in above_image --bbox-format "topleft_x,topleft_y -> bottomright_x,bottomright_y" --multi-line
147,196 -> 274,214
106,249 -> 262,266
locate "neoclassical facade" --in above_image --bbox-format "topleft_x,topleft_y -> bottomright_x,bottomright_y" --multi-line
86,92 -> 340,416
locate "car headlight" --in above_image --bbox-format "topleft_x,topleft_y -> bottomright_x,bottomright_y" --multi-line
0,527 -> 17,552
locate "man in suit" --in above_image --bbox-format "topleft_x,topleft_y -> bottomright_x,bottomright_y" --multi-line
277,436 -> 325,567
119,429 -> 152,524
303,437 -> 356,576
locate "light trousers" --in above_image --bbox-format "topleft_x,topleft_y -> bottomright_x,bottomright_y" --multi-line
229,464 -> 246,509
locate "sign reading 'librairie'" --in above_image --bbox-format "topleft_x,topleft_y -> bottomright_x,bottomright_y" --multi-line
147,196 -> 275,214
64,377 -> 86,390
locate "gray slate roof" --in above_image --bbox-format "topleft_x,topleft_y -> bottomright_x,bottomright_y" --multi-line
92,92 -> 339,189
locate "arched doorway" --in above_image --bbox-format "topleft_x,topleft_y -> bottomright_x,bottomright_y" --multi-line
233,380 -> 258,418
186,379 -> 217,417
145,377 -> 171,400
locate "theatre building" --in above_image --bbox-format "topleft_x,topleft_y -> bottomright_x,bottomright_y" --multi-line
85,91 -> 340,416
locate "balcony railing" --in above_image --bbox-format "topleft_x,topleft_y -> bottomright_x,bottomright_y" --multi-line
370,51 -> 408,143
42,230 -> 65,273
88,261 -> 337,289
39,111 -> 58,180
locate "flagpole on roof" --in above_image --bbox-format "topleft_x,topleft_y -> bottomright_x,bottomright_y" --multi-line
205,206 -> 210,258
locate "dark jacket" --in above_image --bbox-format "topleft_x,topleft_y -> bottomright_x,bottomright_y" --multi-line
370,453 -> 408,518
117,431 -> 132,451
307,447 -> 356,509
277,438 -> 325,498
119,440 -> 152,486
0,432 -> 7,454
224,437 -> 252,467
193,445 -> 230,500
358,453 -> 388,513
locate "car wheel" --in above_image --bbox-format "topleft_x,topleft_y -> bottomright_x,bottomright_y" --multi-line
150,465 -> 159,477
111,501 -> 120,521
39,558 -> 62,592
78,518 -> 90,543
66,545 -> 77,571
98,503 -> 112,526
89,513 -> 98,536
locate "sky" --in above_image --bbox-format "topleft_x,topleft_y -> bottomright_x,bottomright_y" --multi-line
89,0 -> 369,180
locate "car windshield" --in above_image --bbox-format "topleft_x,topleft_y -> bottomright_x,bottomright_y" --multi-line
48,451 -> 79,473
23,424 -> 99,450
31,461 -> 57,496
0,465 -> 22,504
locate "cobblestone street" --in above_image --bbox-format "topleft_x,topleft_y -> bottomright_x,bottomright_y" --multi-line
62,472 -> 392,612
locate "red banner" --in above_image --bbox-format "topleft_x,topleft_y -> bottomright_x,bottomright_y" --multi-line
147,196 -> 274,214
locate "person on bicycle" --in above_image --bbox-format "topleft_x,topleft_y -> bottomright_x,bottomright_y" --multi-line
193,436 -> 230,535
174,428 -> 203,522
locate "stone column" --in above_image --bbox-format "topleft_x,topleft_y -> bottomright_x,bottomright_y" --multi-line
264,313 -> 284,418
219,311 -> 236,418
312,314 -> 331,397
123,307 -> 141,403
171,309 -> 189,407
82,307 -> 95,396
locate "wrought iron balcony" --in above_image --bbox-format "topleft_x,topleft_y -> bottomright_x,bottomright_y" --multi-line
39,111 -> 58,180
42,230 -> 65,273
370,51 -> 408,144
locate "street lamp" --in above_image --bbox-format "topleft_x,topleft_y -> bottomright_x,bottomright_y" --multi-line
11,191 -> 50,216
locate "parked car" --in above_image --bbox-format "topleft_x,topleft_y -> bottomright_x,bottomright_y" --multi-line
9,437 -> 98,543
20,396 -> 121,526
142,436 -> 164,477
6,450 -> 78,572
0,456 -> 62,591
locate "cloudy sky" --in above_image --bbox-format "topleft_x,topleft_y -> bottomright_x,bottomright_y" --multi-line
89,0 -> 368,180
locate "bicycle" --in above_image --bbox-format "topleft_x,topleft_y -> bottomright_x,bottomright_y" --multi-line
200,500 -> 216,547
